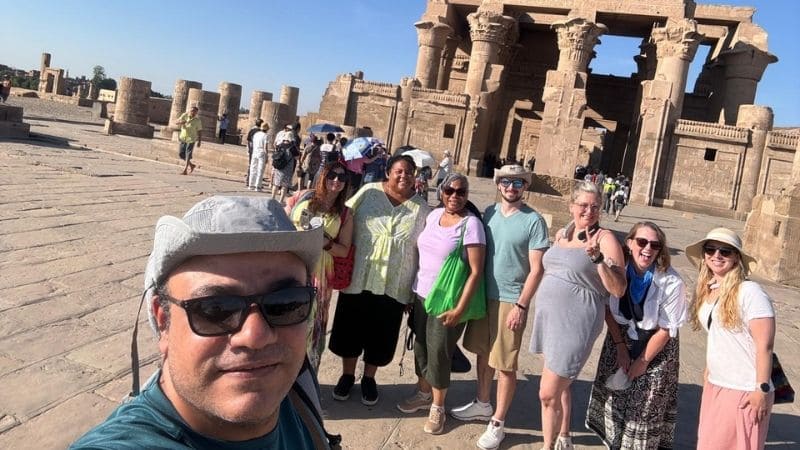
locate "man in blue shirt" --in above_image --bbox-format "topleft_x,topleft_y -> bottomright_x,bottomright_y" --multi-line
71,196 -> 335,449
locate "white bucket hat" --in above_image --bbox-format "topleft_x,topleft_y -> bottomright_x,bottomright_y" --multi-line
493,164 -> 532,185
685,227 -> 757,274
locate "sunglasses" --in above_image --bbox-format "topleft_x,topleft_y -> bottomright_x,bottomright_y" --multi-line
163,286 -> 316,337
575,202 -> 601,212
703,245 -> 736,258
326,172 -> 348,182
499,178 -> 526,189
442,187 -> 467,197
633,237 -> 663,251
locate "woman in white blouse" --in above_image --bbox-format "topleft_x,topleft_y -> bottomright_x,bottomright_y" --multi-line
586,221 -> 687,449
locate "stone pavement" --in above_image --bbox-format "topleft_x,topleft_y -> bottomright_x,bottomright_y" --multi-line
0,100 -> 798,449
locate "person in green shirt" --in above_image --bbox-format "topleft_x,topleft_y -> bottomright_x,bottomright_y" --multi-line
71,196 -> 337,449
176,106 -> 202,175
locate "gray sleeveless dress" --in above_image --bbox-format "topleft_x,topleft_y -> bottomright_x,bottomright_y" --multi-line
529,238 -> 609,379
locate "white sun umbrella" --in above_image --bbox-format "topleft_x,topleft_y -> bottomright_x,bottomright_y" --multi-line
402,149 -> 436,169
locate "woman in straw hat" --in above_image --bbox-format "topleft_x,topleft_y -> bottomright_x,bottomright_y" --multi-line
686,227 -> 775,449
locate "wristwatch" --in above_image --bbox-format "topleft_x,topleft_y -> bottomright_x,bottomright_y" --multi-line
759,382 -> 770,393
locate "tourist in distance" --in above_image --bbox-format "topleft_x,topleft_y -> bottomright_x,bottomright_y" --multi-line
176,105 -> 201,175
245,118 -> 264,186
298,136 -> 322,189
433,150 -> 453,187
686,228 -> 775,449
70,196 -> 337,449
529,180 -> 626,450
285,161 -> 353,371
451,165 -> 549,450
362,143 -> 388,185
216,112 -> 229,144
247,123 -> 270,192
396,172 -> 486,435
328,155 -> 429,406
611,180 -> 629,222
271,131 -> 300,204
585,221 -> 687,449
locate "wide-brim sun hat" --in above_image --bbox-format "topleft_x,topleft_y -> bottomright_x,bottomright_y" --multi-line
493,164 -> 532,185
685,227 -> 757,274
143,196 -> 322,334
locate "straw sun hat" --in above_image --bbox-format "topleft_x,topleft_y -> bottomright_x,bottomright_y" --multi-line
684,227 -> 758,274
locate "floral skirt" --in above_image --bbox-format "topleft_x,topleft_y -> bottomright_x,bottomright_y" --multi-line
585,331 -> 680,450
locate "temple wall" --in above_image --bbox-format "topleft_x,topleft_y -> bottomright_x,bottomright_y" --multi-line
148,97 -> 171,125
760,131 -> 799,196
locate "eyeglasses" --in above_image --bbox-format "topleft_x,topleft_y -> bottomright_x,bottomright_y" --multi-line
703,245 -> 736,258
575,202 -> 601,212
442,187 -> 467,197
499,178 -> 526,189
633,237 -> 663,251
326,172 -> 348,182
162,286 -> 316,337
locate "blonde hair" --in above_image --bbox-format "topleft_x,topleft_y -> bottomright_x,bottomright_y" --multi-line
623,221 -> 671,272
689,249 -> 746,330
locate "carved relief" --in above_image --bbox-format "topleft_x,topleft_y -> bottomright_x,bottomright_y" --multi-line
675,119 -> 749,141
352,80 -> 400,98
651,19 -> 703,61
411,87 -> 469,107
467,10 -> 516,45
552,17 -> 607,72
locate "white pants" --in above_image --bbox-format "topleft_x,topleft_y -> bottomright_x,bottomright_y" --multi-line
249,149 -> 267,189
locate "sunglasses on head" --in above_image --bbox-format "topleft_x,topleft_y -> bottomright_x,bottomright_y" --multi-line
499,178 -> 526,189
326,171 -> 348,182
703,244 -> 736,258
634,237 -> 663,251
442,186 -> 467,197
162,286 -> 316,337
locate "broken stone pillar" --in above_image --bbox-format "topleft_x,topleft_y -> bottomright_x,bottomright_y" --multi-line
436,36 -> 460,91
52,69 -> 66,96
0,104 -> 31,138
38,53 -> 51,92
218,81 -> 242,136
168,79 -> 202,128
414,20 -> 453,89
261,100 -> 288,137
535,17 -> 606,178
279,85 -> 299,124
390,77 -> 416,149
110,77 -> 155,138
735,105 -> 773,214
248,90 -> 272,130
630,19 -> 702,205
718,45 -> 777,125
621,40 -> 657,176
186,88 -> 220,140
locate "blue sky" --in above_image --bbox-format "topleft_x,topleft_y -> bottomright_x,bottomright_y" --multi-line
2,0 -> 797,126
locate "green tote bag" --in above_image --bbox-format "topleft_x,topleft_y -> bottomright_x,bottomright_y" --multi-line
424,219 -> 487,323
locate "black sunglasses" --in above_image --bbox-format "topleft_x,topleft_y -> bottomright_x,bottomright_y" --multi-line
442,187 -> 467,197
499,178 -> 526,189
326,172 -> 348,182
703,245 -> 736,258
163,286 -> 316,337
634,237 -> 663,251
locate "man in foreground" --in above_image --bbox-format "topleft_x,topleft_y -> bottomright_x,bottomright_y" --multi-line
71,196 -> 336,449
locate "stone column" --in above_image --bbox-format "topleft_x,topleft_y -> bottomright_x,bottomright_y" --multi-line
261,101 -> 287,138
621,40 -> 657,176
390,77 -> 415,149
718,46 -> 777,125
735,105 -> 773,214
38,53 -> 51,93
464,10 -> 514,99
218,81 -> 242,136
248,90 -> 272,130
186,88 -> 220,140
534,17 -> 606,178
436,36 -> 460,91
279,85 -> 299,123
630,19 -> 702,205
111,77 -> 154,138
168,79 -> 202,129
414,21 -> 453,89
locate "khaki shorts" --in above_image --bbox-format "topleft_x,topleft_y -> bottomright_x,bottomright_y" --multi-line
463,299 -> 526,372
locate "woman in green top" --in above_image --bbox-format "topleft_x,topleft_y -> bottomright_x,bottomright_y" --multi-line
285,161 -> 353,371
329,155 -> 430,406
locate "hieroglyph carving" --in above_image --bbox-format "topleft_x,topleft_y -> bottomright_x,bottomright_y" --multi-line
552,18 -> 607,72
651,19 -> 703,61
352,80 -> 400,98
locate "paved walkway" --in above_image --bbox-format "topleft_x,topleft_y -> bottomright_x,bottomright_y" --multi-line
0,99 -> 798,449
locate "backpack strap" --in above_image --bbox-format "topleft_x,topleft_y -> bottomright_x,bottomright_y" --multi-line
290,357 -> 342,448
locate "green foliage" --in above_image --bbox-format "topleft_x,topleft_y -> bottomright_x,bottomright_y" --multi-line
91,65 -> 106,87
98,78 -> 117,90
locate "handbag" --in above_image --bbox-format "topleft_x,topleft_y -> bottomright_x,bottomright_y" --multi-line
328,208 -> 354,290
424,219 -> 486,323
772,353 -> 795,404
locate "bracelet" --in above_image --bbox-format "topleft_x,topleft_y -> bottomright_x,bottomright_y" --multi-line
514,303 -> 528,311
590,252 -> 605,264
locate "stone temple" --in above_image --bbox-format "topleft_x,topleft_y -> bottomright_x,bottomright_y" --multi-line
312,0 -> 796,222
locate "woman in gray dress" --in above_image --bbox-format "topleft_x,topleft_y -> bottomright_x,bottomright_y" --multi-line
530,181 -> 626,450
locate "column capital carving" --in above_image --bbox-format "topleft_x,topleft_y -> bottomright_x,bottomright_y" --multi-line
552,17 -> 607,72
718,43 -> 777,81
651,19 -> 703,61
415,21 -> 453,48
467,10 -> 516,45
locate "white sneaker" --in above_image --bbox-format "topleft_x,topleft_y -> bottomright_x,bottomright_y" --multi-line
450,399 -> 493,421
555,435 -> 574,450
477,419 -> 505,449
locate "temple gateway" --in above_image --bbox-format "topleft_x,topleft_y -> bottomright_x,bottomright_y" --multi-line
311,0 -> 797,223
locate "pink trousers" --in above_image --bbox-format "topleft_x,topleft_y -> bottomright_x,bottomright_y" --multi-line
697,381 -> 774,450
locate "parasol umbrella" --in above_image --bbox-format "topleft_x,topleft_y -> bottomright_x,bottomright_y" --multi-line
402,149 -> 436,169
307,123 -> 345,134
342,137 -> 384,161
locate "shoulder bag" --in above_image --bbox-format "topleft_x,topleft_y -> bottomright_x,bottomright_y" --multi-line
328,208 -> 354,290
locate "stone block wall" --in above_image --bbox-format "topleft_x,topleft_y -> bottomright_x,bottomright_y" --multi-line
148,97 -> 171,125
0,104 -> 30,138
744,190 -> 800,287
